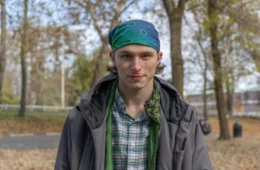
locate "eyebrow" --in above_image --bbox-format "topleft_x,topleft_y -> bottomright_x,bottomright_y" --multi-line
118,50 -> 154,55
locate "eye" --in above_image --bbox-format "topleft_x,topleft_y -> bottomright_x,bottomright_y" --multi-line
121,54 -> 132,60
142,55 -> 152,60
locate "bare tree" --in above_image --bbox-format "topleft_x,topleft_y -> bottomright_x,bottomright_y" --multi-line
18,0 -> 29,117
207,0 -> 230,140
162,0 -> 189,98
189,8 -> 211,120
0,0 -> 6,103
68,0 -> 137,87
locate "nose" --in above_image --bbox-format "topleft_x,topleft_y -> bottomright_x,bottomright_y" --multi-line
131,57 -> 141,71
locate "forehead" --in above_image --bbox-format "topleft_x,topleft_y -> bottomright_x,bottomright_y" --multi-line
115,44 -> 157,55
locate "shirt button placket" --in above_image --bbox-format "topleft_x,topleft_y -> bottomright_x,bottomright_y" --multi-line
128,122 -> 136,169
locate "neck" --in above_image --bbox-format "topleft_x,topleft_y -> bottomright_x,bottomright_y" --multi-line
118,79 -> 154,118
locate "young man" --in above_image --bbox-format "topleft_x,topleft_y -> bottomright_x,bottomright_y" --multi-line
55,20 -> 213,170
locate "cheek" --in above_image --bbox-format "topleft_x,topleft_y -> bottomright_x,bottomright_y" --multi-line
115,60 -> 129,71
146,62 -> 157,72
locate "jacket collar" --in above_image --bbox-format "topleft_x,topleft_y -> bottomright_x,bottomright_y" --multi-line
154,76 -> 188,125
80,74 -> 187,128
79,74 -> 117,129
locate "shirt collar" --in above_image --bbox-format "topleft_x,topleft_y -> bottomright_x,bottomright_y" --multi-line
113,81 -> 160,120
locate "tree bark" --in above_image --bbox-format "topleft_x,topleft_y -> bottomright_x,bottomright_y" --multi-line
90,38 -> 109,87
226,85 -> 234,117
202,58 -> 208,120
252,49 -> 260,72
225,70 -> 235,117
0,0 -> 6,103
18,0 -> 29,117
162,0 -> 186,98
208,0 -> 230,140
170,11 -> 184,98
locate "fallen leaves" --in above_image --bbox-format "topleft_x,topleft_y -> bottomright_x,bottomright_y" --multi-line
206,134 -> 260,170
0,149 -> 57,170
0,113 -> 67,136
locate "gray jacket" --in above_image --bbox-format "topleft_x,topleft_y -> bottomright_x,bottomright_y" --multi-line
55,74 -> 213,170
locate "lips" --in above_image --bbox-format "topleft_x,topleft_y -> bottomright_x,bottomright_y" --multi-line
129,75 -> 143,80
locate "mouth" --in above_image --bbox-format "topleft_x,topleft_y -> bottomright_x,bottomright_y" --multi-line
128,75 -> 144,80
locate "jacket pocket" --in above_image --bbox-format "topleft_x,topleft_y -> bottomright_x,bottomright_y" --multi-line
173,135 -> 187,170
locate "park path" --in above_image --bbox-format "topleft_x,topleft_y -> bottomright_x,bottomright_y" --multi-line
0,134 -> 61,150
0,133 -> 216,150
1,133 -> 255,150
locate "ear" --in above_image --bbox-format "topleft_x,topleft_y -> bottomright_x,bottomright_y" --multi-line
109,51 -> 115,64
157,51 -> 163,64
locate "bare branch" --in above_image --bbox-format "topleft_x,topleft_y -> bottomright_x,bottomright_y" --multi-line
109,0 -> 127,31
120,0 -> 138,15
178,0 -> 186,10
186,3 -> 200,11
162,0 -> 175,14
218,21 -> 234,42
84,0 -> 103,39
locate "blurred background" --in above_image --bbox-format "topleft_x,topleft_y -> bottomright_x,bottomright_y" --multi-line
0,0 -> 259,170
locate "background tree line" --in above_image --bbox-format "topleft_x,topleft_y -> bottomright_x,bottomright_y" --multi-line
0,0 -> 259,139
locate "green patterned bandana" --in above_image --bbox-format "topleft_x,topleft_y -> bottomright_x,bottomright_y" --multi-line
109,20 -> 160,52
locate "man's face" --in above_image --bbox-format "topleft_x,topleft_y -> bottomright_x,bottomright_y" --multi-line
110,44 -> 162,90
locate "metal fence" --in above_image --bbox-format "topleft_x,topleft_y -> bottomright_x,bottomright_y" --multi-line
0,104 -> 74,112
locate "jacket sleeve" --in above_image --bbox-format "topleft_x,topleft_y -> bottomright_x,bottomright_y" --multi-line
192,113 -> 213,170
54,115 -> 72,170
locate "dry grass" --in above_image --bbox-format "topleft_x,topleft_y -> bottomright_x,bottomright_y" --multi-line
0,149 -> 57,170
0,115 -> 260,170
0,112 -> 67,136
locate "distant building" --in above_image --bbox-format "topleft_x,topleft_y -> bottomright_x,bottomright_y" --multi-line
184,87 -> 260,117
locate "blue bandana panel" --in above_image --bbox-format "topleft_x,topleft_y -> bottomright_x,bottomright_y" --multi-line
109,20 -> 160,52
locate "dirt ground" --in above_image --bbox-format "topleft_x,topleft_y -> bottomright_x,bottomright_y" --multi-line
206,133 -> 260,170
0,116 -> 259,170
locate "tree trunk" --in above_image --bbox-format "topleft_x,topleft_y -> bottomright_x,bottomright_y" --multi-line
201,39 -> 209,120
202,59 -> 208,120
225,73 -> 235,117
0,0 -> 6,103
226,89 -> 234,117
252,49 -> 260,72
90,38 -> 109,87
169,10 -> 184,98
162,0 -> 186,99
208,0 -> 230,140
18,0 -> 29,117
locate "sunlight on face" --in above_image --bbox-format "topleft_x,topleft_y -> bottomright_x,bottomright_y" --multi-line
110,44 -> 162,91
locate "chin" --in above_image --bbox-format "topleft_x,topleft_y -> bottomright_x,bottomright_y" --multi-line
125,81 -> 148,90
119,76 -> 154,91
127,84 -> 145,90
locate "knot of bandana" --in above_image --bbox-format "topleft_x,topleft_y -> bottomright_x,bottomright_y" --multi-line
108,20 -> 160,52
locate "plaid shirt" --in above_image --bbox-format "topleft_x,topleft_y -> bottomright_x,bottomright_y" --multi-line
112,88 -> 150,170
